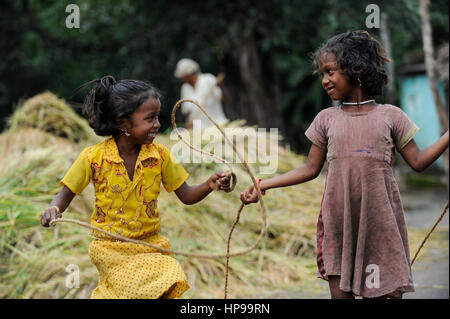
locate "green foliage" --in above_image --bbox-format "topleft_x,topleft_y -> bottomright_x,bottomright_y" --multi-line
0,0 -> 448,151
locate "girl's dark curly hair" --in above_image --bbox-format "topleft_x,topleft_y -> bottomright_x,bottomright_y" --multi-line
312,30 -> 391,98
73,75 -> 161,136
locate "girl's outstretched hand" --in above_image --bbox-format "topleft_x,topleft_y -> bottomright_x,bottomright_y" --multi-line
40,206 -> 62,227
240,185 -> 259,204
208,171 -> 232,192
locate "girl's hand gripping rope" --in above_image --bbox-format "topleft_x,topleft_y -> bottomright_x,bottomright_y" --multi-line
40,206 -> 62,227
241,185 -> 258,204
208,171 -> 234,192
241,178 -> 264,204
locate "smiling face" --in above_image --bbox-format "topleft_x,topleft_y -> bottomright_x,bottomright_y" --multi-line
319,52 -> 355,101
121,96 -> 161,145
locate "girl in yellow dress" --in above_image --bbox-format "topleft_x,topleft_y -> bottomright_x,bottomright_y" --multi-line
40,75 -> 231,299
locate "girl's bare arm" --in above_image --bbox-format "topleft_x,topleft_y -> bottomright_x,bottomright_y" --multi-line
241,144 -> 327,204
174,171 -> 231,205
400,130 -> 449,172
41,186 -> 76,227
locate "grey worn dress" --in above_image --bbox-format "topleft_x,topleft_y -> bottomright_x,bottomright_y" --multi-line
305,104 -> 419,298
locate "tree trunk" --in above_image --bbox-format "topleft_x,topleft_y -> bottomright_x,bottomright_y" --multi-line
380,13 -> 396,104
221,24 -> 283,133
419,0 -> 449,185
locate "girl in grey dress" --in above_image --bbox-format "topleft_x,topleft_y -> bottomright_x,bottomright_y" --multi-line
241,30 -> 449,299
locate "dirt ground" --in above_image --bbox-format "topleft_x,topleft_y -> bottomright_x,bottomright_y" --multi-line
402,187 -> 449,299
266,185 -> 449,299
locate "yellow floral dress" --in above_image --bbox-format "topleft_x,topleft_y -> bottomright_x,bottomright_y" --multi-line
61,137 -> 190,298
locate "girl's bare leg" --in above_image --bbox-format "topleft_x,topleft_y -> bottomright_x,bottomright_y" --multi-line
328,275 -> 355,299
328,276 -> 402,299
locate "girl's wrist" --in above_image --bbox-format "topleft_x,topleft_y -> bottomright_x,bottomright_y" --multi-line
48,205 -> 61,214
207,178 -> 216,192
257,178 -> 266,195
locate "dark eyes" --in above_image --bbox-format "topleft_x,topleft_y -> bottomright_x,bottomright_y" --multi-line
146,114 -> 159,121
320,69 -> 335,78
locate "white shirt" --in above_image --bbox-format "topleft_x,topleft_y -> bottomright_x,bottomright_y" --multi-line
180,73 -> 228,128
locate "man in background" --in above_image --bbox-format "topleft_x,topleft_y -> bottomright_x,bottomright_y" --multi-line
174,58 -> 228,129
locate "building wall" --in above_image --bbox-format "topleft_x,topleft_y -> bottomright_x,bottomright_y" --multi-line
401,74 -> 445,169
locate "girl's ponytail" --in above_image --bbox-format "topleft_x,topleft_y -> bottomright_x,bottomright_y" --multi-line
82,75 -> 117,136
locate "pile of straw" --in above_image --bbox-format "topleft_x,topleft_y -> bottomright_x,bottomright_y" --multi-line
8,91 -> 101,145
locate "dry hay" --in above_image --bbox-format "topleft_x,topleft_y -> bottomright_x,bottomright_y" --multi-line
7,91 -> 101,145
0,129 -> 96,298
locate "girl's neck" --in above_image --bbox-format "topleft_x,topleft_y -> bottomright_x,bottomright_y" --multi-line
342,99 -> 375,105
342,93 -> 372,104
342,85 -> 372,102
114,135 -> 141,157
340,89 -> 376,112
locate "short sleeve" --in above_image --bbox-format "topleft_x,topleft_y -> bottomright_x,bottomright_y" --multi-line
60,147 -> 93,195
305,110 -> 328,150
391,107 -> 420,151
161,146 -> 190,192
